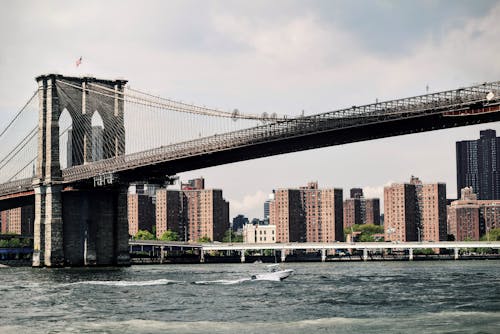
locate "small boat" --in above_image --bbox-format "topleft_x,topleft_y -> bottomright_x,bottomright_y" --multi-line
251,264 -> 294,281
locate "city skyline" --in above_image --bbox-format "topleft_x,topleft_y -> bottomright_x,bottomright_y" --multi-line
1,1 -> 500,220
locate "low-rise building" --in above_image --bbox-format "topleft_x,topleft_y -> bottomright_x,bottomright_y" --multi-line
243,224 -> 276,243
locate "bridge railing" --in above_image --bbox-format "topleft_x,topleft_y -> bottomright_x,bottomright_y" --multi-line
0,178 -> 33,197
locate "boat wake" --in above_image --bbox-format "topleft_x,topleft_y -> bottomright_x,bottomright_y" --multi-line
193,278 -> 251,285
73,279 -> 182,287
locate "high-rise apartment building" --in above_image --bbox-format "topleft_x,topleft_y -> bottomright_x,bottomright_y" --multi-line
420,183 -> 447,242
155,178 -> 229,242
128,184 -> 156,237
0,205 -> 34,235
365,198 -> 381,226
343,188 -> 380,227
448,187 -> 500,241
456,129 -> 500,200
128,193 -> 155,237
155,189 -> 184,239
270,189 -> 303,243
384,176 -> 446,242
269,182 -> 343,243
183,188 -> 229,242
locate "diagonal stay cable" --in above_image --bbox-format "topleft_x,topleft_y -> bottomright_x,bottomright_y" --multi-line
0,126 -> 37,170
0,90 -> 38,139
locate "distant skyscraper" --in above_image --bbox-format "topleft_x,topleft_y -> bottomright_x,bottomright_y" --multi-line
232,214 -> 249,232
456,129 -> 500,200
263,199 -> 272,225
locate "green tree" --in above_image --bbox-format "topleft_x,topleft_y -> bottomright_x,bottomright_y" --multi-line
159,230 -> 179,241
346,224 -> 384,242
134,230 -> 155,240
359,233 -> 375,242
480,228 -> 500,241
446,234 -> 456,241
198,235 -> 212,243
0,239 -> 8,248
8,238 -> 21,248
414,248 -> 435,255
222,230 -> 243,243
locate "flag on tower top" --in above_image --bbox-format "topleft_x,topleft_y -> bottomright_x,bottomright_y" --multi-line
76,56 -> 82,67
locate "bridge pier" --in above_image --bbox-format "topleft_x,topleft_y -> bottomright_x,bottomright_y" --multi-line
115,186 -> 131,265
408,248 -> 414,261
454,248 -> 459,260
200,250 -> 205,263
363,248 -> 368,261
32,185 -> 45,267
240,250 -> 245,263
281,249 -> 286,262
44,185 -> 65,267
321,248 -> 326,262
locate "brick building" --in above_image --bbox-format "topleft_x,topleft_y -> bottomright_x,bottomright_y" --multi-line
384,176 -> 446,242
269,182 -> 343,243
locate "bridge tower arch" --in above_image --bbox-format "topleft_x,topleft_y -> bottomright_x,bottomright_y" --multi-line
33,74 -> 127,267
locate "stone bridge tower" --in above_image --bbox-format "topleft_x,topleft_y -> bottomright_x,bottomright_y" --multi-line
33,74 -> 129,267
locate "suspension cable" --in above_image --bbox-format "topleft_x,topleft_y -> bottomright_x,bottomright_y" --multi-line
0,90 -> 38,138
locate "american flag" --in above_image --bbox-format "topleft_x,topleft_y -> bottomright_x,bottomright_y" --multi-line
76,56 -> 82,67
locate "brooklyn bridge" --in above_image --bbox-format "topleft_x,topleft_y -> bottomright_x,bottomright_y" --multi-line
0,74 -> 498,267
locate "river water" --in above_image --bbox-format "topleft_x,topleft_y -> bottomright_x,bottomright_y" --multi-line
1,261 -> 499,333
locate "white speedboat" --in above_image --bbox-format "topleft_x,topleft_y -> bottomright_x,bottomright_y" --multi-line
251,264 -> 294,281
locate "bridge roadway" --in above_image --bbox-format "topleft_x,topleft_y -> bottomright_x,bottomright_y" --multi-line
130,240 -> 500,262
1,80 -> 499,199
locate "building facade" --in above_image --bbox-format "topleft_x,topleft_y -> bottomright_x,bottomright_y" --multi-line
448,187 -> 500,241
270,189 -> 303,243
456,129 -> 500,200
242,224 -> 276,243
155,178 -> 230,242
155,189 -> 184,239
343,188 -> 380,227
384,176 -> 447,243
0,205 -> 35,235
269,182 -> 343,243
128,193 -> 155,237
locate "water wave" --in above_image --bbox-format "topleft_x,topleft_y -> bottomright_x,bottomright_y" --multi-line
51,312 -> 500,334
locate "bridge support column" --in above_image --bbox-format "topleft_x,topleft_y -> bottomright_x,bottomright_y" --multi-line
43,185 -> 65,267
409,248 -> 414,261
363,248 -> 368,261
240,250 -> 245,263
321,249 -> 326,262
115,186 -> 131,266
32,185 -> 46,267
281,249 -> 286,262
454,248 -> 459,260
200,250 -> 205,263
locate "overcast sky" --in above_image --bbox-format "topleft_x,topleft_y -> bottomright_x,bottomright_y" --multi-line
1,0 -> 500,220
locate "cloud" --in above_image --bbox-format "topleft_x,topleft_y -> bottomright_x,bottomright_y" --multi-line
229,190 -> 269,219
